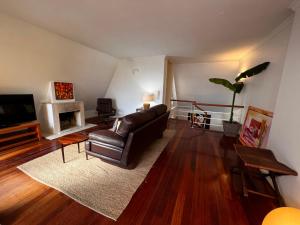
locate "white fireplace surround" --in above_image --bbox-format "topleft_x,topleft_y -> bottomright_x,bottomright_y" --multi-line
43,101 -> 86,138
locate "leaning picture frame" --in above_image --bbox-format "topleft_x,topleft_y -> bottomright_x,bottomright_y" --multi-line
239,106 -> 273,148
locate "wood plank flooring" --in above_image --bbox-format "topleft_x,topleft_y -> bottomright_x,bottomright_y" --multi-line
0,119 -> 276,225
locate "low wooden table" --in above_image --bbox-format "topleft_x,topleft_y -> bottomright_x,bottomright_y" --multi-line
58,133 -> 88,163
0,121 -> 42,152
234,145 -> 297,206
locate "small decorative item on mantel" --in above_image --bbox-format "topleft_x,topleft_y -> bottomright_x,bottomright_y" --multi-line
142,93 -> 155,110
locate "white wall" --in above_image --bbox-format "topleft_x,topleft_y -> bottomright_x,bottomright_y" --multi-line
268,4 -> 300,207
105,56 -> 166,115
173,61 -> 240,104
0,13 -> 118,126
172,61 -> 241,129
164,60 -> 175,109
239,17 -> 293,114
172,16 -> 293,114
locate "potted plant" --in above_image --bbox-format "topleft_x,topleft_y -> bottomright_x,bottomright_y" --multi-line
209,62 -> 270,137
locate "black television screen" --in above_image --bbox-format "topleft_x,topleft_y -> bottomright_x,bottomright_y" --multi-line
0,94 -> 37,128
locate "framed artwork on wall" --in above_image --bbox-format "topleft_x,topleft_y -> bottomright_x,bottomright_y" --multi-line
239,106 -> 273,148
50,81 -> 75,102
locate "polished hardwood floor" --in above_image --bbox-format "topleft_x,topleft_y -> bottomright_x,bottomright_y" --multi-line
0,119 -> 276,225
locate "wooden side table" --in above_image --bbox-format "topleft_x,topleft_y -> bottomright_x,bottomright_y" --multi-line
58,133 -> 88,163
234,145 -> 297,206
136,107 -> 144,112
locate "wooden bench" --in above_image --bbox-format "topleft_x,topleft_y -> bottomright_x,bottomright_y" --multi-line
234,145 -> 297,206
0,121 -> 41,152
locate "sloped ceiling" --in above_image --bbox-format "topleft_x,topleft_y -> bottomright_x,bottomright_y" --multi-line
0,0 -> 294,62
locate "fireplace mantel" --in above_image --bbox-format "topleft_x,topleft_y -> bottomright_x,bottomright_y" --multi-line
43,101 -> 85,135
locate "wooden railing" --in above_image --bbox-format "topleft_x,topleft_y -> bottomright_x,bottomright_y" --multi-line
171,99 -> 244,109
170,99 -> 245,130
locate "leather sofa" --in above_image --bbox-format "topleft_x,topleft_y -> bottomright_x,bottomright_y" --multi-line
85,104 -> 170,168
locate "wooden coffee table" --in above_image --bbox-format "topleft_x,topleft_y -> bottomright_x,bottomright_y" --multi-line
58,133 -> 88,163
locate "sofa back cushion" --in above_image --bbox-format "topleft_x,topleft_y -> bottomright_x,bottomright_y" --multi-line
116,110 -> 156,138
147,104 -> 167,117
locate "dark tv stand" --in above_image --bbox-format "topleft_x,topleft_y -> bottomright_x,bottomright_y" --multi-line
0,121 -> 42,152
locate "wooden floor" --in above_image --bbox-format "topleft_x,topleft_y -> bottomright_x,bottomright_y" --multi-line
0,119 -> 276,225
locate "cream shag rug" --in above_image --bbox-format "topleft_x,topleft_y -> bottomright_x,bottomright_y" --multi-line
18,130 -> 175,220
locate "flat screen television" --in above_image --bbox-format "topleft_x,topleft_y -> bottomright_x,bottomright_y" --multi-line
0,94 -> 37,128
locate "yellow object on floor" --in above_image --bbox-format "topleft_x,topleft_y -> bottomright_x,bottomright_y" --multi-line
262,207 -> 300,225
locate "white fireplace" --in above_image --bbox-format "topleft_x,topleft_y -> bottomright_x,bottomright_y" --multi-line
43,101 -> 90,139
59,111 -> 78,131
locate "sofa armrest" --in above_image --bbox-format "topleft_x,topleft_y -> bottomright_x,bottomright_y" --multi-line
89,130 -> 125,148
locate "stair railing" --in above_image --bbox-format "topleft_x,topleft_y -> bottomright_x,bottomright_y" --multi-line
170,99 -> 244,131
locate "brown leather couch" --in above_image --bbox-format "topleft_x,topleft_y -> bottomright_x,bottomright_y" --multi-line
85,104 -> 170,168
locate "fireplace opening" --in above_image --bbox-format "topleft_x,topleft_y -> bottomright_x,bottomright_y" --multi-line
59,111 -> 78,131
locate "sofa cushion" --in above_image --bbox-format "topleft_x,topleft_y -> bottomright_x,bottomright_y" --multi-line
148,104 -> 167,117
109,117 -> 122,132
89,130 -> 125,148
116,110 -> 156,138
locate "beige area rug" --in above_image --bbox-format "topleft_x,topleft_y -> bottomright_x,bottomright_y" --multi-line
18,129 -> 175,220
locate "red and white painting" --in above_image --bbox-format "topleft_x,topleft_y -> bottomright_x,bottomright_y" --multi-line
54,82 -> 74,100
50,81 -> 75,103
239,106 -> 273,148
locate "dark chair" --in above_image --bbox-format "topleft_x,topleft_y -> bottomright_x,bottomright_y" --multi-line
96,98 -> 116,122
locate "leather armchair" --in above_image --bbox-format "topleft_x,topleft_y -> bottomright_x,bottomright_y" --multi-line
96,98 -> 116,121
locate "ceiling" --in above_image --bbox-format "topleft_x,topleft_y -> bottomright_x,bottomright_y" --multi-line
0,0 -> 294,62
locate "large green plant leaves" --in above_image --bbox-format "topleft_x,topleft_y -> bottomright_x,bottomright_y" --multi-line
209,62 -> 269,123
209,78 -> 245,93
209,78 -> 235,92
235,62 -> 270,82
233,82 -> 244,93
